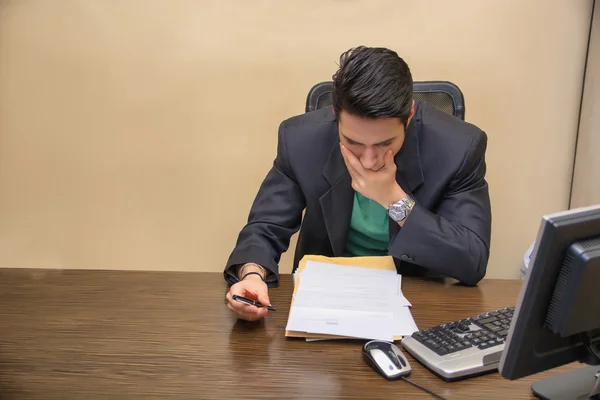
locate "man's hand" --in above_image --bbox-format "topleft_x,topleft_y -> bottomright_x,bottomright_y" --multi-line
226,274 -> 271,322
340,143 -> 405,208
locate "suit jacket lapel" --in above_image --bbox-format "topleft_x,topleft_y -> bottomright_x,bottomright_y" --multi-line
319,143 -> 354,257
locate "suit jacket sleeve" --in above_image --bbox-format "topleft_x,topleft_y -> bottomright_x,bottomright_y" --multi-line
223,122 -> 306,287
389,131 -> 492,286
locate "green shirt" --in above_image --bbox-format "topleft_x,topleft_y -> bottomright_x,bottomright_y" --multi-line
345,192 -> 390,256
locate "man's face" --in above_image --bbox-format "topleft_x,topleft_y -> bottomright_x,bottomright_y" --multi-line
338,104 -> 413,171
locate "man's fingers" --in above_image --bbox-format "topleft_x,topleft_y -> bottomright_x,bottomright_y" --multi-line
227,288 -> 252,312
241,311 -> 265,322
228,300 -> 265,321
340,144 -> 365,179
383,149 -> 395,171
340,144 -> 362,171
226,284 -> 269,322
340,145 -> 367,192
385,149 -> 393,164
345,161 -> 360,182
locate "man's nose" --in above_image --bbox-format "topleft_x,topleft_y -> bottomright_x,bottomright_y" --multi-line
360,148 -> 378,170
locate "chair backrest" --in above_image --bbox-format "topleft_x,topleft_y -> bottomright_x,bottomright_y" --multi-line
305,80 -> 465,121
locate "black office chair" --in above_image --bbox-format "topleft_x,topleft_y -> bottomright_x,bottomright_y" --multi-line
305,81 -> 465,121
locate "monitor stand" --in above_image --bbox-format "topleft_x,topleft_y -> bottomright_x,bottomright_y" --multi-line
532,365 -> 600,400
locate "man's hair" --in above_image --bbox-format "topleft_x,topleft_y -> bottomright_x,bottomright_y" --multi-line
332,46 -> 413,127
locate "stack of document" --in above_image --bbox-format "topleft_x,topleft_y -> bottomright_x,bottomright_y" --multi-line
285,257 -> 419,342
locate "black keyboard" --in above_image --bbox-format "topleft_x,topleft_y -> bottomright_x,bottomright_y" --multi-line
410,306 -> 515,356
401,306 -> 516,381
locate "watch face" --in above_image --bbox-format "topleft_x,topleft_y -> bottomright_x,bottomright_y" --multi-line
388,196 -> 414,222
388,204 -> 406,222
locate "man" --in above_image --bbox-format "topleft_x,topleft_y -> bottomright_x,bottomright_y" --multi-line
224,46 -> 492,322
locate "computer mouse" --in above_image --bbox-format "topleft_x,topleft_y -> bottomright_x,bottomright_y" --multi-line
362,340 -> 412,380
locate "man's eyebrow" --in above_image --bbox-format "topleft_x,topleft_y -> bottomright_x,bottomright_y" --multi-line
342,134 -> 395,146
374,137 -> 395,146
342,134 -> 363,145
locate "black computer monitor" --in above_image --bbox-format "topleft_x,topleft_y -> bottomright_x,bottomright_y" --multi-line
499,204 -> 600,399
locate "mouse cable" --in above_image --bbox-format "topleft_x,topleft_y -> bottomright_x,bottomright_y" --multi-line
400,376 -> 447,400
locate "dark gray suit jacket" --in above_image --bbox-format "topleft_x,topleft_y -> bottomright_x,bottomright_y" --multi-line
224,100 -> 492,287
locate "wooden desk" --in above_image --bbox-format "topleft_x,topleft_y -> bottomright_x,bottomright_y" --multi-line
0,269 -> 578,399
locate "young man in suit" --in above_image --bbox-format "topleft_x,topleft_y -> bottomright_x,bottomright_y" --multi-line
224,46 -> 492,322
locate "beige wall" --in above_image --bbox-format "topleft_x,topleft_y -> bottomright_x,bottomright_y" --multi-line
0,1 -> 593,278
572,4 -> 600,209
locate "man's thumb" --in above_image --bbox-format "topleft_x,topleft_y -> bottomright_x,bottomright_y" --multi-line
258,291 -> 271,307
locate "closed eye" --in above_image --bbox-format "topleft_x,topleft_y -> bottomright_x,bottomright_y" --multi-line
345,138 -> 363,146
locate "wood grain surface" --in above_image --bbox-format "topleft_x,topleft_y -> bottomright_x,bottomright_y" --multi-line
0,269 -> 579,399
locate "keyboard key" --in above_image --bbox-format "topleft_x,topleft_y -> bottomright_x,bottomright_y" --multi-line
458,323 -> 470,332
462,340 -> 473,347
446,344 -> 458,353
436,347 -> 449,356
493,321 -> 502,326
498,329 -> 509,337
484,323 -> 501,332
412,333 -> 425,343
478,341 -> 499,350
478,317 -> 499,325
454,343 -> 466,351
490,311 -> 499,316
424,339 -> 441,350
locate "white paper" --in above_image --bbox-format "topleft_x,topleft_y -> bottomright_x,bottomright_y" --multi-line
300,262 -> 400,294
394,304 -> 420,336
303,305 -> 418,340
286,260 -> 418,340
286,306 -> 395,341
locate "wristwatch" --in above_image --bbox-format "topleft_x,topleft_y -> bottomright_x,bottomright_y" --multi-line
387,195 -> 415,222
